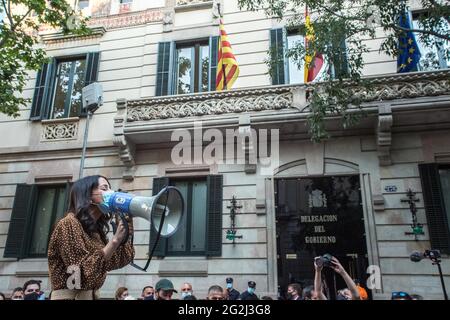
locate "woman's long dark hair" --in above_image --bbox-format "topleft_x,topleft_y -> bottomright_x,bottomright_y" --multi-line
68,175 -> 111,243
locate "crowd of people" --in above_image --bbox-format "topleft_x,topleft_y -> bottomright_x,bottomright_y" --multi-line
0,255 -> 423,300
0,176 -> 423,301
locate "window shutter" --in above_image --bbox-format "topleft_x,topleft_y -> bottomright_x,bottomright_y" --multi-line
332,38 -> 349,78
30,60 -> 56,121
155,42 -> 172,96
63,182 -> 73,214
81,52 -> 101,116
30,64 -> 48,120
269,28 -> 286,85
209,36 -> 219,91
149,177 -> 170,257
3,184 -> 36,258
85,52 -> 100,86
419,164 -> 450,253
206,175 -> 223,256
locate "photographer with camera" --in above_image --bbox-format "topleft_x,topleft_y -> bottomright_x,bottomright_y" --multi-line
314,254 -> 360,300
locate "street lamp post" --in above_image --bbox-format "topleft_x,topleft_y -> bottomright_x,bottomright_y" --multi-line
79,110 -> 93,179
79,82 -> 103,179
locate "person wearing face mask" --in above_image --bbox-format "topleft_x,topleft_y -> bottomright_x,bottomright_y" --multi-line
47,175 -> 134,300
239,281 -> 259,300
225,277 -> 240,300
141,286 -> 155,300
180,282 -> 193,299
154,279 -> 177,300
23,279 -> 45,300
286,283 -> 302,300
10,287 -> 24,300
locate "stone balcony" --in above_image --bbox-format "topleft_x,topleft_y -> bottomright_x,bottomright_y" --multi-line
113,70 -> 450,179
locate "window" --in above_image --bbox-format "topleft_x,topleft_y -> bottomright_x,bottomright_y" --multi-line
28,185 -> 68,257
30,52 -> 100,121
419,164 -> 450,254
51,58 -> 86,119
412,13 -> 449,71
149,176 -> 223,257
167,179 -> 208,255
3,183 -> 71,259
155,37 -> 218,96
78,0 -> 89,10
439,167 -> 450,237
286,31 -> 330,84
270,28 -> 345,85
176,42 -> 210,94
286,32 -> 305,84
119,0 -> 132,13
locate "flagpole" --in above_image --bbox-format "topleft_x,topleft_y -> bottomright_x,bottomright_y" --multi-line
218,3 -> 228,90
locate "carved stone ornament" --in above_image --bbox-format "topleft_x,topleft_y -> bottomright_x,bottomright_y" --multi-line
127,89 -> 293,121
162,10 -> 175,32
41,119 -> 78,141
126,70 -> 450,122
377,104 -> 393,166
177,0 -> 212,5
113,99 -> 136,180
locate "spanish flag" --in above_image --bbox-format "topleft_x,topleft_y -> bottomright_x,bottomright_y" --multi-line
304,8 -> 324,83
216,18 -> 240,91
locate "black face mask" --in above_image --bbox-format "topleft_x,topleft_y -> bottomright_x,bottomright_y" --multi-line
286,292 -> 293,299
24,292 -> 40,300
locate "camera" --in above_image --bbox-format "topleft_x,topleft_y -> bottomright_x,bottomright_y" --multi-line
410,249 -> 441,262
315,253 -> 333,268
424,250 -> 441,261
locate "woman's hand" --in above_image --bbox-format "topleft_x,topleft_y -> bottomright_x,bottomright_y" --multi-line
125,215 -> 134,236
112,218 -> 127,246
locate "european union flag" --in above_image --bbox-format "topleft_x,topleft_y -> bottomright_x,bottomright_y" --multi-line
397,11 -> 421,73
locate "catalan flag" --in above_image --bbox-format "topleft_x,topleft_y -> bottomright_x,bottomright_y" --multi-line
304,8 -> 324,83
216,18 -> 240,91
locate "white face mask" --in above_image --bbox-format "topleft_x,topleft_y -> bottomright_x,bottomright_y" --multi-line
181,291 -> 192,299
226,283 -> 233,289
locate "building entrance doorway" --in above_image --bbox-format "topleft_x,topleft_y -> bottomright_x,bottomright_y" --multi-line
275,175 -> 369,299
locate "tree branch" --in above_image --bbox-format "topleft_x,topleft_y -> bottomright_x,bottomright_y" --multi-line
389,23 -> 450,41
427,0 -> 450,25
1,0 -> 15,30
15,8 -> 33,27
317,4 -> 366,23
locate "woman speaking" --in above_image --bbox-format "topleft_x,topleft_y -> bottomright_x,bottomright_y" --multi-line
48,175 -> 134,300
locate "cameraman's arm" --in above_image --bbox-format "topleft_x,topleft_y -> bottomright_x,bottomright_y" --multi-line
314,258 -> 327,300
331,257 -> 360,300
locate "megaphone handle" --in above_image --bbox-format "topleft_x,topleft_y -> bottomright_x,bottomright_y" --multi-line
118,212 -> 130,245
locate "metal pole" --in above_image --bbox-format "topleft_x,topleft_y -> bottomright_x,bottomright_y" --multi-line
436,262 -> 449,300
79,110 -> 92,179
